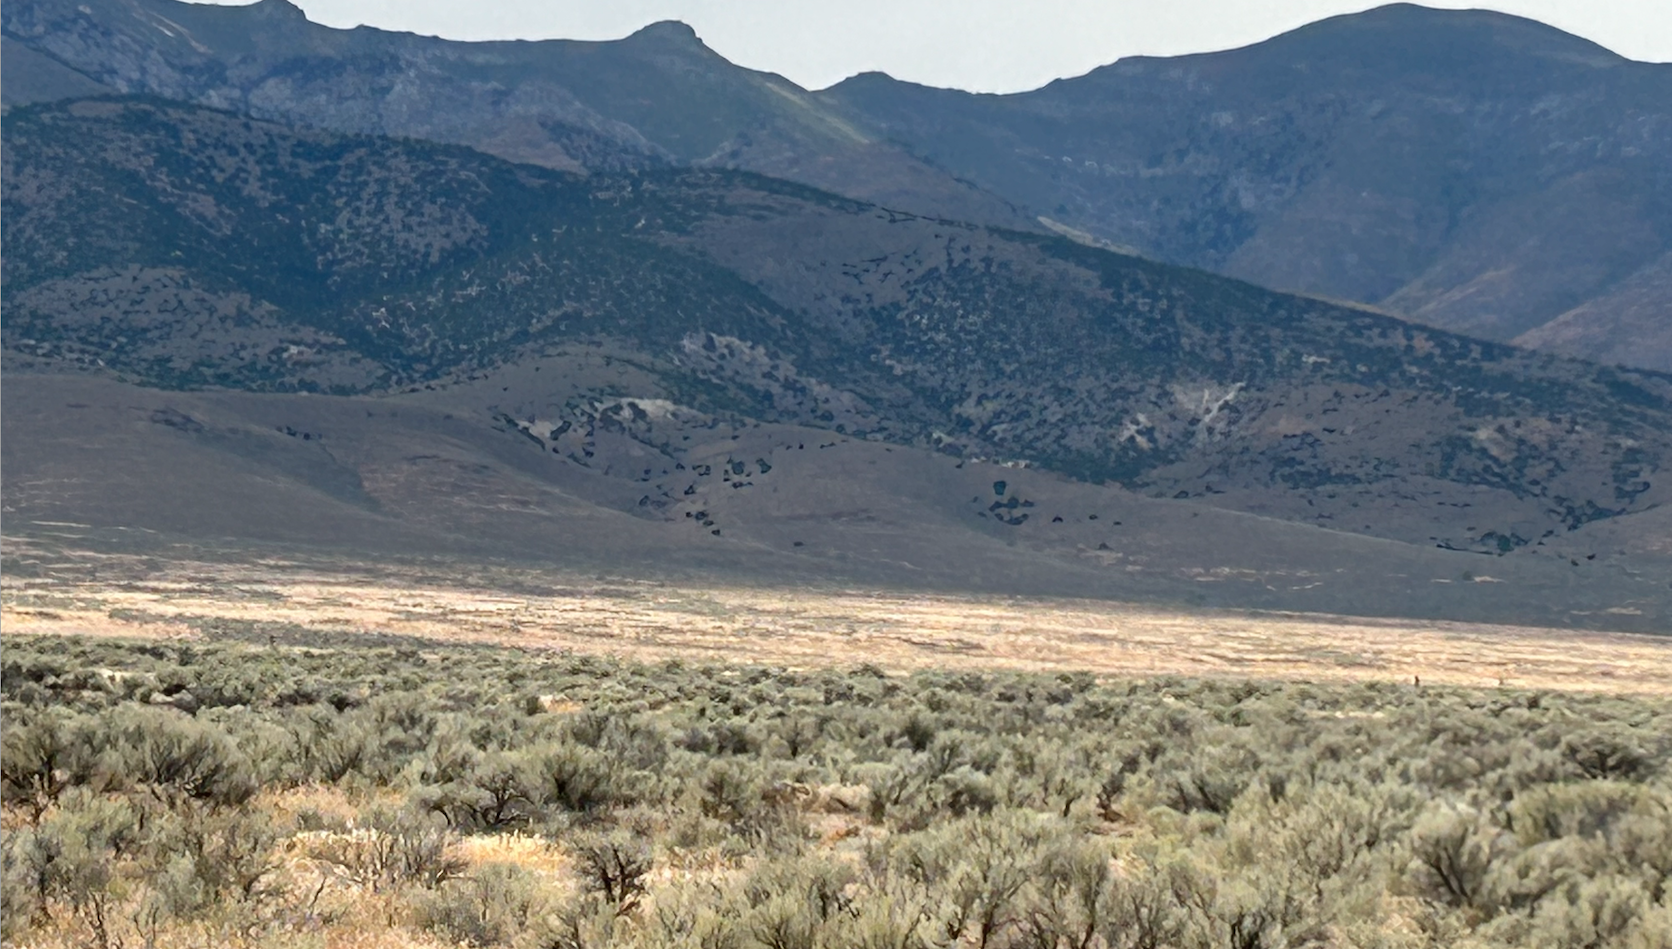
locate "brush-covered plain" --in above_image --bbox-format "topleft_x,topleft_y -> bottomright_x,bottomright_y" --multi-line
4,634 -> 1669,949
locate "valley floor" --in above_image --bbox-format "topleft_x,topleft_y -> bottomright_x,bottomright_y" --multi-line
5,536 -> 1668,696
4,592 -> 1669,949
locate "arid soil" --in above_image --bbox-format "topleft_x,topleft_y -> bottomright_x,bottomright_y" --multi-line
5,537 -> 1667,694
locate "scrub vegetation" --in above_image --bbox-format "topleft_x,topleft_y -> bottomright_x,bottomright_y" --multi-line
7,98 -> 1672,558
3,634 -> 1669,948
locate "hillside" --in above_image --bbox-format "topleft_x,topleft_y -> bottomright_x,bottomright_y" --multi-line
5,98 -> 1671,603
823,4 -> 1672,368
0,0 -> 1026,228
0,35 -> 110,105
6,1 -> 1669,371
21,370 -> 1669,629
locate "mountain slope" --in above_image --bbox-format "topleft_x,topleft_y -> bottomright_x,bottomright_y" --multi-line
1514,252 -> 1672,368
9,1 -> 1668,370
0,35 -> 112,105
5,97 -> 1670,566
0,0 -> 1027,227
821,4 -> 1672,368
8,371 -> 1664,631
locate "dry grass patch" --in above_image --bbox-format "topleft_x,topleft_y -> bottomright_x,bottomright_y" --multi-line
5,539 -> 1670,695
455,832 -> 570,880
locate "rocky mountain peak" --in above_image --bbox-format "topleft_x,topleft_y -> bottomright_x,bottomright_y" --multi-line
626,20 -> 703,46
247,0 -> 307,21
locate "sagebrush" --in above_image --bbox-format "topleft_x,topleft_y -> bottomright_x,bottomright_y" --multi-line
2,635 -> 1668,948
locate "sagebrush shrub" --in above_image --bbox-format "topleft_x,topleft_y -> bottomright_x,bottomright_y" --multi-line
417,861 -> 549,947
2,634 -> 1668,949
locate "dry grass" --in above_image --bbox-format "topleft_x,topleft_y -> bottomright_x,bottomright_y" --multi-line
4,537 -> 1669,695
454,833 -> 570,879
260,785 -> 383,829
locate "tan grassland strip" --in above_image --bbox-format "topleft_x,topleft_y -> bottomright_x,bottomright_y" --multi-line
3,540 -> 1668,694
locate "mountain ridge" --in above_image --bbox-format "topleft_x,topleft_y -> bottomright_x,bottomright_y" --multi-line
0,0 -> 1032,226
7,1 -> 1669,370
4,10 -> 1670,628
5,97 -> 1669,561
821,5 -> 1672,366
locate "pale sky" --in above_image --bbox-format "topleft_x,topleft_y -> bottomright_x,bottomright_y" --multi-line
196,1 -> 1671,92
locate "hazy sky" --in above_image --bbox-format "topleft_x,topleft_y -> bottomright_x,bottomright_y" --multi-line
198,1 -> 1671,92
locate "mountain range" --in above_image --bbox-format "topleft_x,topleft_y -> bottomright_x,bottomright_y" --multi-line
6,0 -> 1670,369
2,2 -> 1669,630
